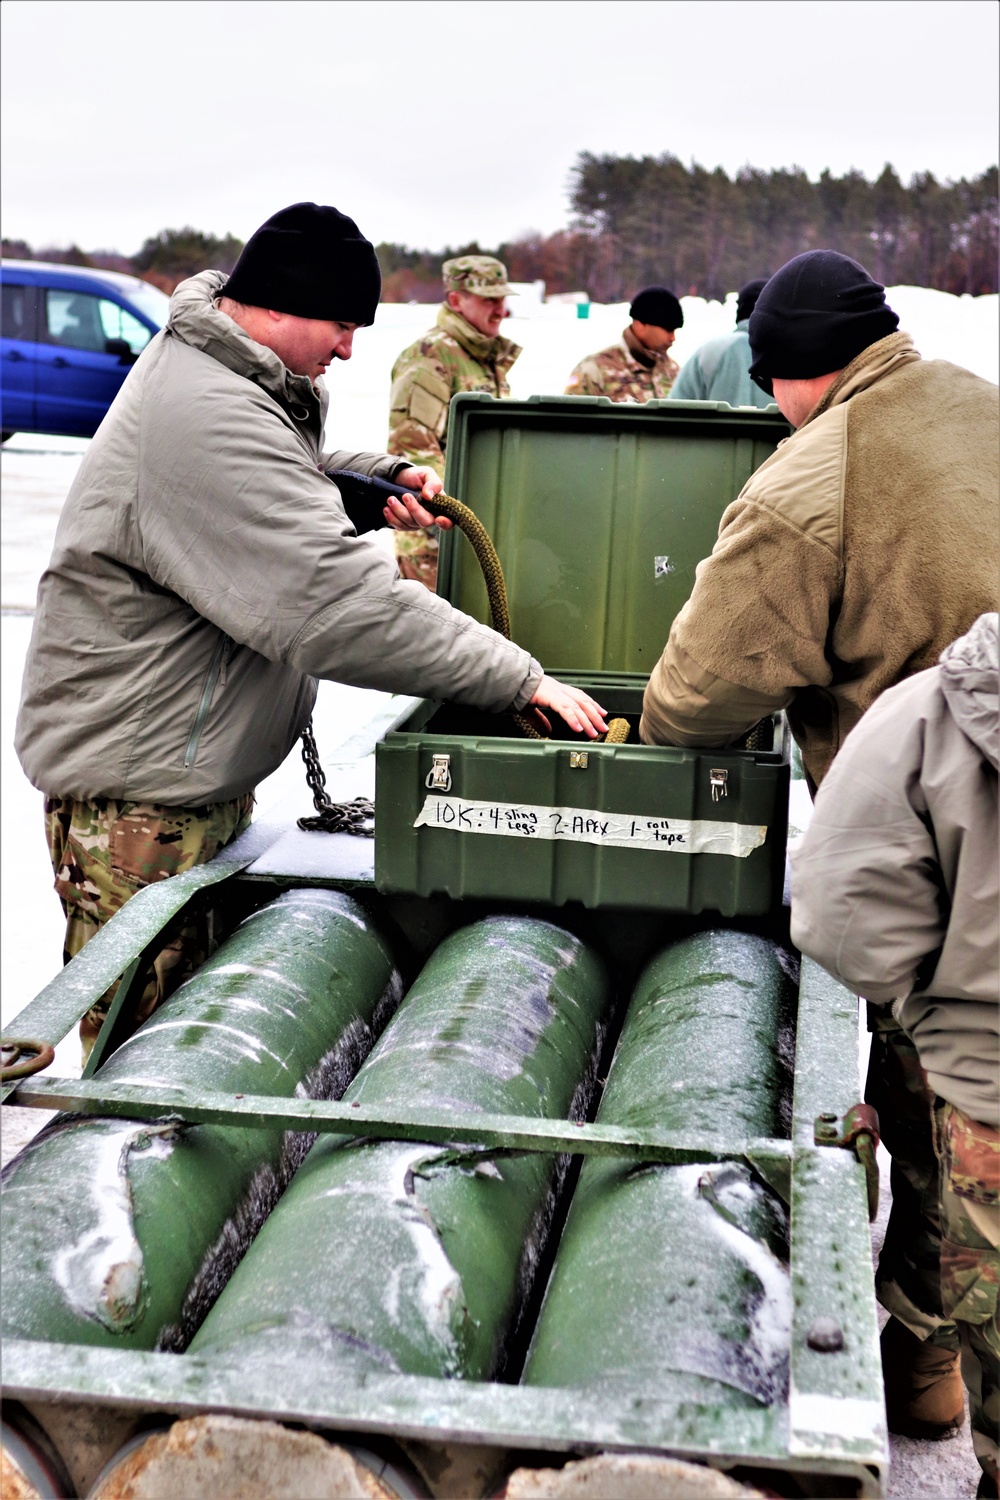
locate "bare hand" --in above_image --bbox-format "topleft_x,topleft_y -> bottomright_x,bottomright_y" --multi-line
385,466 -> 454,531
529,675 -> 608,739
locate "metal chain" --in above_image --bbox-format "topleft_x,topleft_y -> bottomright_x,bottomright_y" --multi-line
297,718 -> 375,837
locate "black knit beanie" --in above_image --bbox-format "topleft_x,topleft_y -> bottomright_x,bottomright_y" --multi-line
735,278 -> 768,325
748,250 -> 898,392
629,285 -> 684,331
223,203 -> 381,325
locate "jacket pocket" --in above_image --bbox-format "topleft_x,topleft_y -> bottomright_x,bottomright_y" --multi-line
935,1102 -> 1000,1205
183,636 -> 230,770
406,367 -> 451,437
939,1234 -> 1000,1327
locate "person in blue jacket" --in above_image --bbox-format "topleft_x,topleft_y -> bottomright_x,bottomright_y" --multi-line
668,279 -> 773,408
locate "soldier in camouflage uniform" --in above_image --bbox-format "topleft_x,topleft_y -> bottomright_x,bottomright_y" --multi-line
566,285 -> 683,402
388,255 -> 521,589
45,795 -> 254,1061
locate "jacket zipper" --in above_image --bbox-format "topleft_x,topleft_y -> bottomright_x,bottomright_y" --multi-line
183,636 -> 228,769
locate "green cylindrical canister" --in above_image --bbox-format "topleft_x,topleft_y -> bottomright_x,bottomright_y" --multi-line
523,930 -> 794,1408
191,915 -> 611,1381
1,889 -> 402,1351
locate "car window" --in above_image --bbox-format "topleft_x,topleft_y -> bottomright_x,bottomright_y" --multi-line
98,299 -> 154,354
44,289 -> 108,352
124,281 -> 170,328
1,283 -> 38,340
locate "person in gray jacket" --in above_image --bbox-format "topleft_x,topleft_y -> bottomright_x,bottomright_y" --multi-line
667,279 -> 773,408
15,202 -> 607,1054
791,613 -> 999,1494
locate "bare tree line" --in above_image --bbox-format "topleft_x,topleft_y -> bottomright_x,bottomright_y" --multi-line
4,155 -> 996,302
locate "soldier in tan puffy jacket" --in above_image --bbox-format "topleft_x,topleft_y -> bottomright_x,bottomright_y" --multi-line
641,250 -> 998,1447
792,614 -> 999,1492
387,255 -> 521,590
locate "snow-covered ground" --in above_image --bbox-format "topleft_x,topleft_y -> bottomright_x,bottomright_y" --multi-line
1,289 -> 994,1498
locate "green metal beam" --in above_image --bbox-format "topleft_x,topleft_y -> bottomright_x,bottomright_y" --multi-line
786,959 -> 887,1472
6,1075 -> 796,1169
0,1337 -> 881,1495
789,1148 -> 886,1466
792,958 -> 864,1147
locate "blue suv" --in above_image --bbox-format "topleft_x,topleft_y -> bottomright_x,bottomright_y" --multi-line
1,260 -> 170,440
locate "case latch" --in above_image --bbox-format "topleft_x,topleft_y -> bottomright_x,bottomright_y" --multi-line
569,750 -> 589,769
709,768 -> 728,801
425,754 -> 452,792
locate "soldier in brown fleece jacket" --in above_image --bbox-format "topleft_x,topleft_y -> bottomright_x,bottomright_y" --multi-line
641,250 -> 999,1450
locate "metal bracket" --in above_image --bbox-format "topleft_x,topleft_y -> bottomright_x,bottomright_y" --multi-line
424,754 -> 452,792
814,1103 -> 881,1220
709,768 -> 728,801
569,750 -> 589,769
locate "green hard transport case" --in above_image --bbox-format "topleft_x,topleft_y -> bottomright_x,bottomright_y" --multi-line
375,394 -> 792,915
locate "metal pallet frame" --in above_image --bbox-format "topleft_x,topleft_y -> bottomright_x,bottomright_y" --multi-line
1,821 -> 888,1496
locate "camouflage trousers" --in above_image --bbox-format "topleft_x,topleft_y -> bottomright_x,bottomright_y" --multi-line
45,794 -> 254,1062
933,1100 -> 1000,1485
866,1013 -> 959,1350
394,526 -> 439,592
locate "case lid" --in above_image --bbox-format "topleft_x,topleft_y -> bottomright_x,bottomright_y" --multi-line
439,394 -> 788,677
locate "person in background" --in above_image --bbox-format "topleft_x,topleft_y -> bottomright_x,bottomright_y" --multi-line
387,255 -> 520,590
565,286 -> 682,402
668,278 -> 773,407
15,207 -> 606,1060
640,249 -> 999,1440
791,613 -> 999,1497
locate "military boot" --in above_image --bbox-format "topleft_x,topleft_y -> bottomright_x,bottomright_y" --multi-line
881,1317 -> 964,1439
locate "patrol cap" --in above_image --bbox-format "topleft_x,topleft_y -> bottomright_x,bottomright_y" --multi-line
443,255 -> 513,299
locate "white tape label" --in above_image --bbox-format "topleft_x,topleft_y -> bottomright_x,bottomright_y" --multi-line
413,795 -> 766,857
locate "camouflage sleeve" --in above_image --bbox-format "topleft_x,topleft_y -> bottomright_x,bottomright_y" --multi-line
388,349 -> 452,481
564,358 -> 604,397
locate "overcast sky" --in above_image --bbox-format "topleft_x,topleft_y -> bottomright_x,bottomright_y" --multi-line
2,0 -> 997,256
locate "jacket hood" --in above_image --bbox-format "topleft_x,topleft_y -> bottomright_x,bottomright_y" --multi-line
167,270 -> 328,423
939,612 -> 999,769
435,303 -> 521,370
